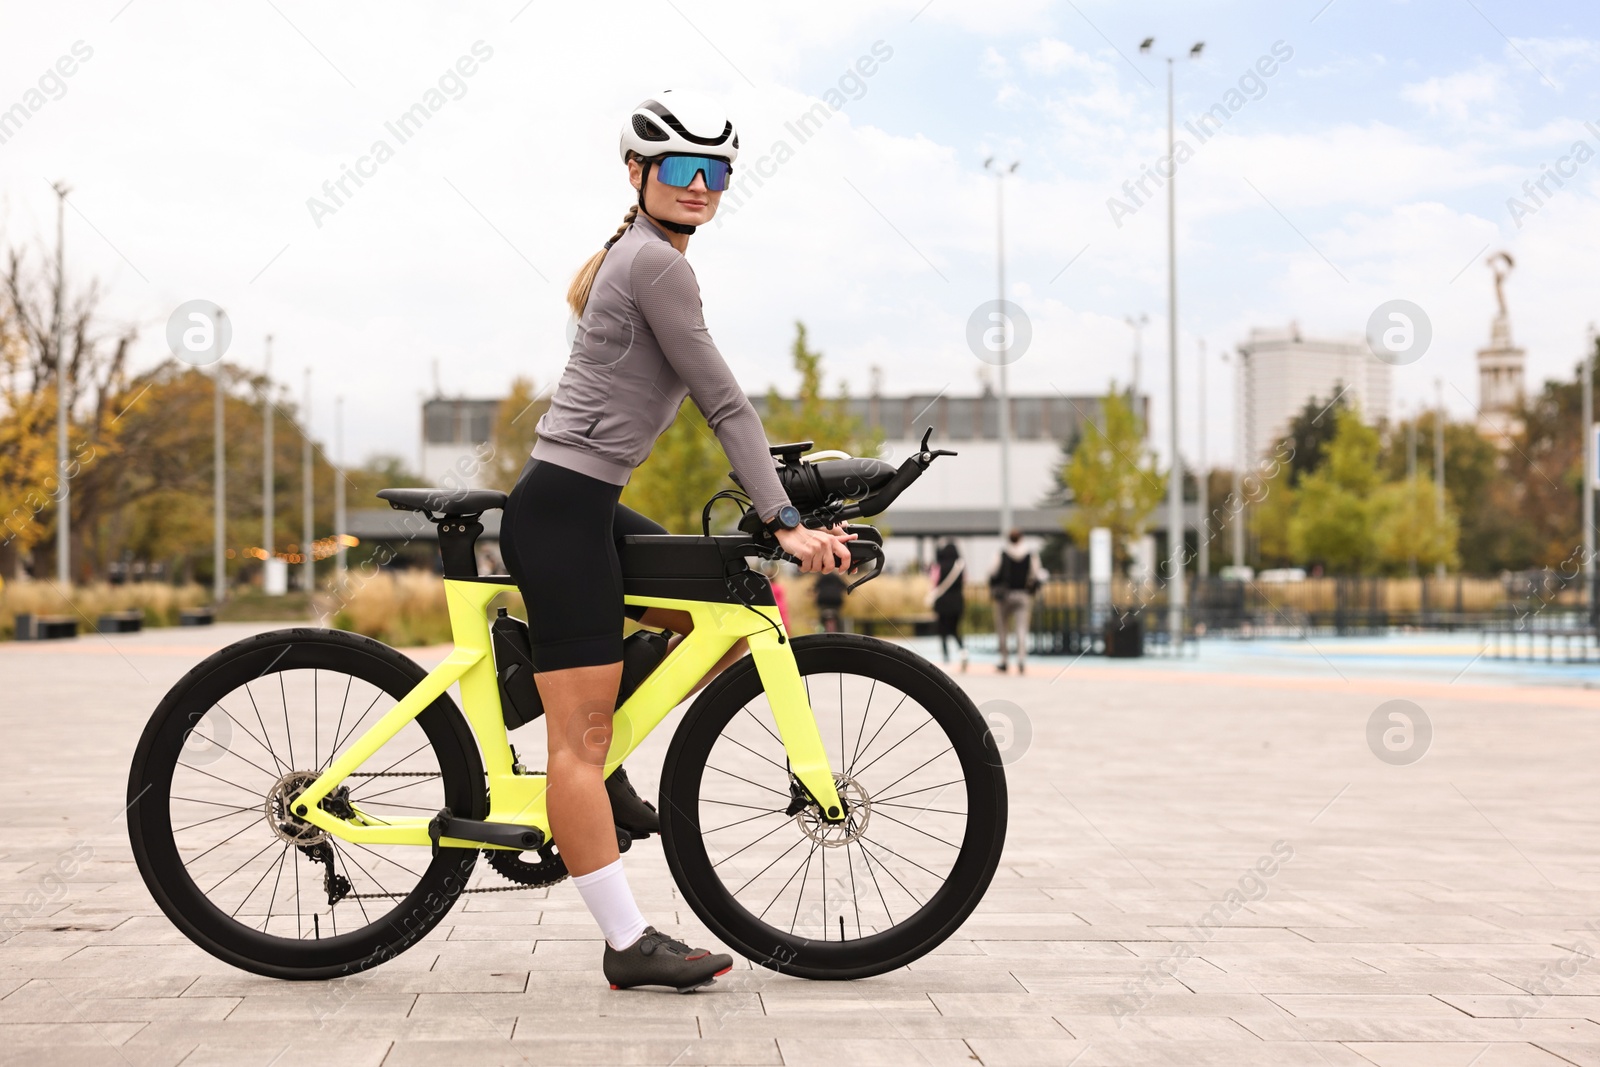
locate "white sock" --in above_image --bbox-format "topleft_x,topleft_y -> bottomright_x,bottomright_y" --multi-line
571,857 -> 649,951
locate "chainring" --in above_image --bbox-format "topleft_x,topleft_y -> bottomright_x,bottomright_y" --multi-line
484,844 -> 570,888
482,826 -> 636,888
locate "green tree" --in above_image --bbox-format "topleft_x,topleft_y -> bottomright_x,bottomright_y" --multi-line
1059,391 -> 1165,564
1371,475 -> 1460,573
1250,463 -> 1296,567
620,403 -> 732,534
1282,388 -> 1351,485
1379,411 -> 1499,572
487,376 -> 549,493
1288,408 -> 1383,572
622,322 -> 879,533
761,322 -> 878,456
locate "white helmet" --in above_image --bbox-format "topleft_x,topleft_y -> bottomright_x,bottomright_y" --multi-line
619,89 -> 739,164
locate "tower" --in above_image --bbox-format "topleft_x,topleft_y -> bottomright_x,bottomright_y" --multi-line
1477,251 -> 1526,441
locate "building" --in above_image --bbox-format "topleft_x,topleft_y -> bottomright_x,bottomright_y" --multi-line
1236,324 -> 1391,460
362,388 -> 1190,580
1477,252 -> 1526,441
421,397 -> 500,489
756,389 -> 1153,571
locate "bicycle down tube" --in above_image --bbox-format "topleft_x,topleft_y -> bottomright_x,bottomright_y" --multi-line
290,579 -> 844,849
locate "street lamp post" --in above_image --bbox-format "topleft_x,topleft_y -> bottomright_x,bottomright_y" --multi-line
335,396 -> 347,578
1583,326 -> 1595,618
984,156 -> 1020,538
1125,313 -> 1148,426
1434,378 -> 1446,582
303,368 -> 314,595
1196,338 -> 1208,582
263,336 -> 274,562
1140,36 -> 1204,645
213,310 -> 228,604
52,181 -> 71,586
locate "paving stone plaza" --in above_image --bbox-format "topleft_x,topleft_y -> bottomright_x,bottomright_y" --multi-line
2,622 -> 1597,1066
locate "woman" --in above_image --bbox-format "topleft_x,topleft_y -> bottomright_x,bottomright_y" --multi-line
928,539 -> 967,671
498,90 -> 856,993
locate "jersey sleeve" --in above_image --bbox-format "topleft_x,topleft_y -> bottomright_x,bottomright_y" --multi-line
630,242 -> 791,520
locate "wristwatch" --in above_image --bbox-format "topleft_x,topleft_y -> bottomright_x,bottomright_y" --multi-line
764,504 -> 801,535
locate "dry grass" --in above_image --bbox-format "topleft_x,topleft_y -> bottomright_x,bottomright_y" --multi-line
0,580 -> 209,639
329,569 -> 526,648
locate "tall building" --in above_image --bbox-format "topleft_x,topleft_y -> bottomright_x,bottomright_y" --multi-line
421,397 -> 499,489
1236,323 -> 1391,460
1477,252 -> 1526,441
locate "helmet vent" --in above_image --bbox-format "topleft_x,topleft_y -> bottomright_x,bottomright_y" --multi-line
632,115 -> 669,142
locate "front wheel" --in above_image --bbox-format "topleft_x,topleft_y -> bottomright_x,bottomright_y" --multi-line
659,634 -> 1007,980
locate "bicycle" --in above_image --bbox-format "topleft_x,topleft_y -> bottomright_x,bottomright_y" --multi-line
127,430 -> 1008,981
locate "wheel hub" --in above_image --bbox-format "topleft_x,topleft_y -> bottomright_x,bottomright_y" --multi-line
795,774 -> 870,848
265,771 -> 328,846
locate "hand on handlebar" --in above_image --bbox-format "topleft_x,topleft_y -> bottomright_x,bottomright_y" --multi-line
774,523 -> 857,574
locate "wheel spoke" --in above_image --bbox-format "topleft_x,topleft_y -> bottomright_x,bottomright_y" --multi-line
324,689 -> 387,771
853,716 -> 936,779
703,809 -> 785,835
859,835 -> 946,882
714,817 -> 799,871
232,842 -> 288,919
857,839 -> 925,908
848,692 -> 909,779
872,779 -> 965,806
204,836 -> 281,896
704,764 -> 789,798
174,806 -> 257,834
730,832 -> 811,896
868,746 -> 956,803
871,807 -> 964,849
243,682 -> 289,776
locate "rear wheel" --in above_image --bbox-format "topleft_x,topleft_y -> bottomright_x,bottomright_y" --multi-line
659,634 -> 1007,980
126,628 -> 486,980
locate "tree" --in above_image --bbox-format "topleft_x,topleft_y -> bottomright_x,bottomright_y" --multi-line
1282,388 -> 1351,485
487,376 -> 548,493
1379,411 -> 1500,572
1250,463 -> 1296,567
761,322 -> 878,457
619,403 -> 732,533
622,321 -> 878,534
1371,475 -> 1460,573
1288,408 -> 1383,573
1059,391 -> 1165,565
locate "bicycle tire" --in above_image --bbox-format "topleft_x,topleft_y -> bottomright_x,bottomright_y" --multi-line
659,633 -> 1007,980
126,627 -> 486,981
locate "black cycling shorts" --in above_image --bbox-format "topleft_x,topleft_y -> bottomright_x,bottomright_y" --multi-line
500,457 -> 666,672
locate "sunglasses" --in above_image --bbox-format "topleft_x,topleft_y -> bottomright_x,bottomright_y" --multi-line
649,154 -> 733,192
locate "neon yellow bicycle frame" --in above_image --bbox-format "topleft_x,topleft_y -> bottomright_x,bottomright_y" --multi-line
291,579 -> 842,849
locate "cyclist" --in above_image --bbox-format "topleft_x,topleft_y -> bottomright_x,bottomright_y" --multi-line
498,90 -> 856,993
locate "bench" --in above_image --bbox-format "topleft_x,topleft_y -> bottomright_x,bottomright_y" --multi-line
96,610 -> 144,634
13,614 -> 78,641
179,608 -> 216,627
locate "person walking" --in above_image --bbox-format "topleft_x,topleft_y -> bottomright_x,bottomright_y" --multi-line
927,539 -> 967,671
813,571 -> 846,633
989,528 -> 1045,674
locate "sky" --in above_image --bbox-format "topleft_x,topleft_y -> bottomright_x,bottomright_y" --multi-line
2,0 -> 1598,472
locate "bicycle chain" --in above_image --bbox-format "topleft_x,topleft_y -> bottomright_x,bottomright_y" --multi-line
337,771 -> 558,895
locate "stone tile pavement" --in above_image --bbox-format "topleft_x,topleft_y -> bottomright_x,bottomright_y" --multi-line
2,621 -> 1598,1065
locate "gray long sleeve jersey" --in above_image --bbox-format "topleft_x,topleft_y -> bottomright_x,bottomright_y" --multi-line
531,215 -> 791,521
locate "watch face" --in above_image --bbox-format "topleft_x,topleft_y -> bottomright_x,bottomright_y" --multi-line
778,505 -> 801,528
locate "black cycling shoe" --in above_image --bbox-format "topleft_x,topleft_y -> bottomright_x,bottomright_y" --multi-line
604,927 -> 732,992
606,765 -> 660,837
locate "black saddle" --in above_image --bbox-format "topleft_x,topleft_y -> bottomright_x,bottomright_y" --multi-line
377,487 -> 507,517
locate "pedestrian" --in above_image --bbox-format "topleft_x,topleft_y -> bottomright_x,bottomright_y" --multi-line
814,571 -> 846,633
927,539 -> 967,671
989,528 -> 1045,674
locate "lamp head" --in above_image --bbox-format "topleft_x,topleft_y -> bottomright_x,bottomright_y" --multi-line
1139,37 -> 1154,53
1190,41 -> 1205,57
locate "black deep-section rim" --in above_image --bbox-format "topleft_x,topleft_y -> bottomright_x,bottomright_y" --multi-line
125,628 -> 485,980
659,633 -> 1007,980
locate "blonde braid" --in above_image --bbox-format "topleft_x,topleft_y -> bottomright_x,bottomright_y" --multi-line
566,204 -> 639,316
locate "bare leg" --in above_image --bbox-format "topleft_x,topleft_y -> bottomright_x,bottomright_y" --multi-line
535,662 -> 623,878
636,607 -> 748,700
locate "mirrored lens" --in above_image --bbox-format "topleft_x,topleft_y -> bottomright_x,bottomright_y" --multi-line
655,155 -> 731,192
